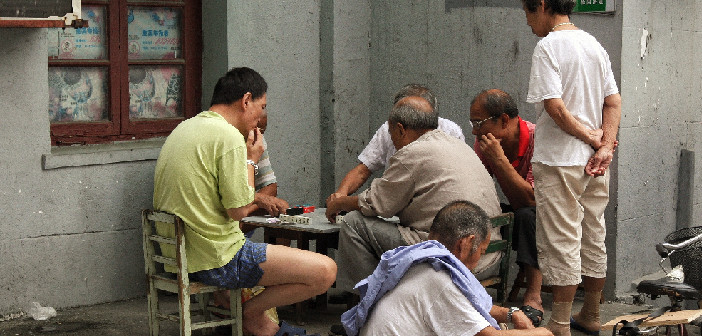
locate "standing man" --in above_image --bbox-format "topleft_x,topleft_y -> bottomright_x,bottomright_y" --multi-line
154,67 -> 336,336
327,84 -> 465,201
521,1 -> 621,336
470,89 -> 542,325
326,95 -> 502,299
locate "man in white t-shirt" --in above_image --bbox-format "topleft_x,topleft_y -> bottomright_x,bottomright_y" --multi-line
344,200 -> 552,336
326,84 -> 465,201
521,1 -> 621,336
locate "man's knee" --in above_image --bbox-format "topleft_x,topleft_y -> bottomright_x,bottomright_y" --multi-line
309,254 -> 337,294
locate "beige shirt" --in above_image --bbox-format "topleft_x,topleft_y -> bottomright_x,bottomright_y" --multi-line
358,130 -> 502,273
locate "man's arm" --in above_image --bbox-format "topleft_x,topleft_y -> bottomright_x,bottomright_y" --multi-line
586,93 -> 621,176
227,129 -> 288,220
325,195 -> 360,222
489,305 -> 534,330
477,326 -> 553,336
327,163 -> 372,204
478,134 -> 535,209
543,98 -> 603,148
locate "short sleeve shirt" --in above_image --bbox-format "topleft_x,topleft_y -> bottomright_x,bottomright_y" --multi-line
360,263 -> 491,336
358,117 -> 466,172
526,30 -> 619,166
153,111 -> 254,273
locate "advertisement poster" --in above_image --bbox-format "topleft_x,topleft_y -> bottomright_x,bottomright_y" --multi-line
48,67 -> 108,122
129,66 -> 182,119
48,6 -> 106,60
127,7 -> 182,60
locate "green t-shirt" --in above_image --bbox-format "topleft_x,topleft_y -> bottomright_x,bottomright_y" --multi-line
153,111 -> 255,273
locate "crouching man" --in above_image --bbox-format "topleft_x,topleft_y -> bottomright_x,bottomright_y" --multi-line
341,200 -> 554,336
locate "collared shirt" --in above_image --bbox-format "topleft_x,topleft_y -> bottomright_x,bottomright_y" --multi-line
358,117 -> 465,173
342,240 -> 499,336
474,117 -> 535,188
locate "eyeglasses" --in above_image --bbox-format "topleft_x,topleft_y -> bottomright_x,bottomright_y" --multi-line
470,116 -> 498,129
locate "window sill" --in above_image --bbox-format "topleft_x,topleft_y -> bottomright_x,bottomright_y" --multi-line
0,18 -> 68,28
42,138 -> 166,170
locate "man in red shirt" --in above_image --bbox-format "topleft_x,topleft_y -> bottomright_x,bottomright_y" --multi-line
470,89 -> 542,325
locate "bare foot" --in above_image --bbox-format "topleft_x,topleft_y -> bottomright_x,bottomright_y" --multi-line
243,310 -> 279,336
523,290 -> 543,312
571,312 -> 600,333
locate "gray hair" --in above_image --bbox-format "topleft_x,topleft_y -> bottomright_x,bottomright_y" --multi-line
389,96 -> 438,130
430,200 -> 490,252
393,84 -> 438,113
471,89 -> 519,119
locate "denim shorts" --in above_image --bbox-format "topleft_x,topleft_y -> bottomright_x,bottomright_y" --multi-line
192,240 -> 268,289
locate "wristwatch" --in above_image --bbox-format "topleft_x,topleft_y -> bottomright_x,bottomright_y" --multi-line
506,307 -> 520,323
246,159 -> 259,175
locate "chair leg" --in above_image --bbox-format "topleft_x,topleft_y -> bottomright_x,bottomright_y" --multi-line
230,289 -> 243,336
147,282 -> 160,336
180,293 -> 192,336
198,293 -> 213,335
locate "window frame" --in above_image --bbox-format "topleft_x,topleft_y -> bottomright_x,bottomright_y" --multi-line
49,0 -> 201,146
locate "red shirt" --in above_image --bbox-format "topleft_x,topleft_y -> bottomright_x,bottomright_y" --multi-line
474,117 -> 535,188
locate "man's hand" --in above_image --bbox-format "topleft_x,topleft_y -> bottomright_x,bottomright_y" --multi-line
586,128 -> 604,149
585,140 -> 618,177
325,195 -> 360,223
325,192 -> 345,209
478,133 -> 506,164
511,310 -> 535,329
253,193 -> 288,217
325,198 -> 340,223
246,128 -> 264,163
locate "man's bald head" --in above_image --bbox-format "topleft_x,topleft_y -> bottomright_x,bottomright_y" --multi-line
471,89 -> 519,119
389,96 -> 438,131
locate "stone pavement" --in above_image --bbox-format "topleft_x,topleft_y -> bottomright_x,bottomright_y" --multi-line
0,290 -> 699,336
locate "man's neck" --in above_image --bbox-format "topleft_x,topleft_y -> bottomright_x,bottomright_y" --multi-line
502,119 -> 521,162
209,104 -> 247,136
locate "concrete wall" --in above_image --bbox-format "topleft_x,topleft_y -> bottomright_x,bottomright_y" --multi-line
0,29 -> 150,315
614,0 -> 702,296
213,0 -> 324,207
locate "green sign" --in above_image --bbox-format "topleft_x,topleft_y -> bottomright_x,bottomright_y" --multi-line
573,0 -> 613,13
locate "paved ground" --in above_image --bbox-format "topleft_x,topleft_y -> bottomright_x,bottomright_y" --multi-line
0,289 -> 699,336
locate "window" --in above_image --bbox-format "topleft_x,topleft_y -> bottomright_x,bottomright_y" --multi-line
48,0 -> 201,145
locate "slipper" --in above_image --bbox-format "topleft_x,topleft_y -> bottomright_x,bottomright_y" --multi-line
274,320 -> 320,336
520,305 -> 543,327
570,317 -> 600,336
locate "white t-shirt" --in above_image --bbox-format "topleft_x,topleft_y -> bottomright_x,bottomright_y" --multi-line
526,30 -> 619,166
358,117 -> 466,172
360,263 -> 491,336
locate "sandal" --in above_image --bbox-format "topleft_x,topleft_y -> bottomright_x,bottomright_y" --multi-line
520,305 -> 543,327
570,317 -> 600,336
274,320 -> 320,336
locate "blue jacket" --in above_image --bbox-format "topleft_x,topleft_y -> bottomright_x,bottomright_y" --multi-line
341,240 -> 499,336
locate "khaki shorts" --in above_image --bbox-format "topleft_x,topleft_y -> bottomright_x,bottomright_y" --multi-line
533,163 -> 609,286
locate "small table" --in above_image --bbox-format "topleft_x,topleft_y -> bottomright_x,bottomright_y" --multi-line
241,208 -> 340,255
240,208 -> 340,321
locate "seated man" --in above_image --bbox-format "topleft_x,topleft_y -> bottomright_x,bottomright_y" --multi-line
470,89 -> 543,322
342,200 -> 554,336
154,67 -> 336,336
327,83 -> 465,201
326,95 -> 503,298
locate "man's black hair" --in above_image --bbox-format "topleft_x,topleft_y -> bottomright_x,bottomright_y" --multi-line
522,0 -> 575,15
210,67 -> 267,106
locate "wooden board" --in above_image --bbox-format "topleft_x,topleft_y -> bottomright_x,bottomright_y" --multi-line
602,309 -> 702,330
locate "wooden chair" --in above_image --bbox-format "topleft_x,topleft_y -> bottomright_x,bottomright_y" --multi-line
142,209 -> 243,336
480,212 -> 514,305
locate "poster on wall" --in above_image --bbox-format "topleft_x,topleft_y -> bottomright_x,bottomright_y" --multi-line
573,0 -> 615,13
48,6 -> 106,60
127,7 -> 182,60
48,67 -> 108,122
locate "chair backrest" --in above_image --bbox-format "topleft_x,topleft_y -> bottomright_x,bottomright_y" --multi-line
485,212 -> 513,254
142,209 -> 190,287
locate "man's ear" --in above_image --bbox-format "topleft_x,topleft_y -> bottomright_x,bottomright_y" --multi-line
500,114 -> 510,129
241,92 -> 252,109
396,122 -> 407,136
455,235 -> 475,261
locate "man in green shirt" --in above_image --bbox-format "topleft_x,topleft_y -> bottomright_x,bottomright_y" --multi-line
154,67 -> 336,336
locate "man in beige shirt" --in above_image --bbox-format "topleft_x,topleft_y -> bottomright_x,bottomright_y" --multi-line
326,95 -> 502,295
